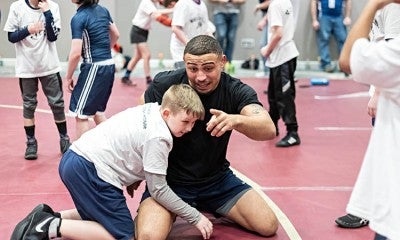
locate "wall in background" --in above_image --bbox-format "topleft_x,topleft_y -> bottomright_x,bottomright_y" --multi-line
0,0 -> 367,62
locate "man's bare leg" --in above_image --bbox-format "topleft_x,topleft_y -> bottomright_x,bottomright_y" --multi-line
226,189 -> 278,237
136,197 -> 175,240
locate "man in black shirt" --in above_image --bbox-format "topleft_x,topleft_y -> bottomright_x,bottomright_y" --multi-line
136,35 -> 278,239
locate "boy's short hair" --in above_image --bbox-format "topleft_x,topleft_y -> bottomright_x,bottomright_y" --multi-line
161,84 -> 205,120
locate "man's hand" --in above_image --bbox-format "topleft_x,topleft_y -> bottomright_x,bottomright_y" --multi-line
206,109 -> 236,137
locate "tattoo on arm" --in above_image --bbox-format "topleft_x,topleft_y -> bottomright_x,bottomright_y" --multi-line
249,104 -> 264,115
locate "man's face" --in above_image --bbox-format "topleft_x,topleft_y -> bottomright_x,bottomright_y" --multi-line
184,53 -> 226,94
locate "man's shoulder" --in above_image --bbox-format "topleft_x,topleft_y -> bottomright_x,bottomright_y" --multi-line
154,68 -> 186,81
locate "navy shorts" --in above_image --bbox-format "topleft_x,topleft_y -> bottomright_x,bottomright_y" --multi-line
59,150 -> 134,240
69,62 -> 115,118
141,169 -> 251,216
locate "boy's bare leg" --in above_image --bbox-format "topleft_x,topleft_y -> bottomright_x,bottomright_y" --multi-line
60,219 -> 116,240
75,118 -> 90,139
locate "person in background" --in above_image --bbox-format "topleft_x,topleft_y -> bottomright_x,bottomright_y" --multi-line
65,0 -> 120,139
335,2 -> 400,230
261,0 -> 300,147
255,0 -> 270,82
121,0 -> 176,86
3,0 -> 71,160
339,0 -> 400,239
208,0 -> 246,75
112,43 -> 131,72
169,0 -> 215,70
311,0 -> 352,73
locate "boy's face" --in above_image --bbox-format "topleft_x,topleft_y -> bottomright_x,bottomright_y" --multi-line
163,109 -> 198,137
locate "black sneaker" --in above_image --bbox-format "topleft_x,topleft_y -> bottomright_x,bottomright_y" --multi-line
335,214 -> 369,228
25,139 -> 38,160
275,131 -> 300,147
60,136 -> 71,154
10,204 -> 59,240
121,76 -> 134,86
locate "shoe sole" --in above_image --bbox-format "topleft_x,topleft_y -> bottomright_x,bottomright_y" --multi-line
24,154 -> 38,160
335,219 -> 369,228
10,204 -> 54,240
275,142 -> 300,147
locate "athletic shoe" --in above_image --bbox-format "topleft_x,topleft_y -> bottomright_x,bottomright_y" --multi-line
323,64 -> 335,73
275,131 -> 300,147
335,214 -> 369,228
25,138 -> 38,160
121,76 -> 134,86
10,204 -> 59,240
60,136 -> 71,154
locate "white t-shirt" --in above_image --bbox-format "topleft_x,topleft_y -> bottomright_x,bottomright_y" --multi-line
347,37 -> 400,240
369,4 -> 400,42
71,103 -> 173,190
266,0 -> 299,68
131,0 -> 158,30
3,0 -> 61,78
170,0 -> 211,61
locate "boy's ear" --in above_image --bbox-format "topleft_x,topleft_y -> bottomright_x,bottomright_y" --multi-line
161,108 -> 171,119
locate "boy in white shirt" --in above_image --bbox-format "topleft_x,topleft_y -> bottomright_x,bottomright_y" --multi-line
261,0 -> 300,147
11,84 -> 213,240
3,0 -> 70,160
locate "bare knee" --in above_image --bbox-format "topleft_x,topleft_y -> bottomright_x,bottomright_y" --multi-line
136,198 -> 173,240
227,189 -> 279,237
136,230 -> 165,240
258,215 -> 279,237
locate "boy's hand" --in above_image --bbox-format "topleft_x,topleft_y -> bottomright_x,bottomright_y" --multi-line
194,214 -> 213,239
38,0 -> 50,12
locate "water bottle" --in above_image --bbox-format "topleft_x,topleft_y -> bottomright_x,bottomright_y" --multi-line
310,78 -> 329,86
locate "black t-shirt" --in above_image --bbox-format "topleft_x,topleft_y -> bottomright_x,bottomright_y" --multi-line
145,69 -> 262,185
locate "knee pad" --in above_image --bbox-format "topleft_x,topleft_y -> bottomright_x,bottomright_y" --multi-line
23,101 -> 37,119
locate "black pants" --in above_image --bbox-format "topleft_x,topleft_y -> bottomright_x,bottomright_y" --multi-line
268,57 -> 298,132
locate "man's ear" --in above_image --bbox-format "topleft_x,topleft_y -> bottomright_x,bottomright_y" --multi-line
221,55 -> 228,67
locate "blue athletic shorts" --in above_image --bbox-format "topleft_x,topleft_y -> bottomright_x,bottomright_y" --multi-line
140,169 -> 251,216
59,150 -> 134,240
69,62 -> 115,118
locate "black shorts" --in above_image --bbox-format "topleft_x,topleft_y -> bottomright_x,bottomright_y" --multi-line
130,25 -> 149,44
140,169 -> 251,216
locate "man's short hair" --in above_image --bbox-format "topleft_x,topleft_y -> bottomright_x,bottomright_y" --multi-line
184,35 -> 223,57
